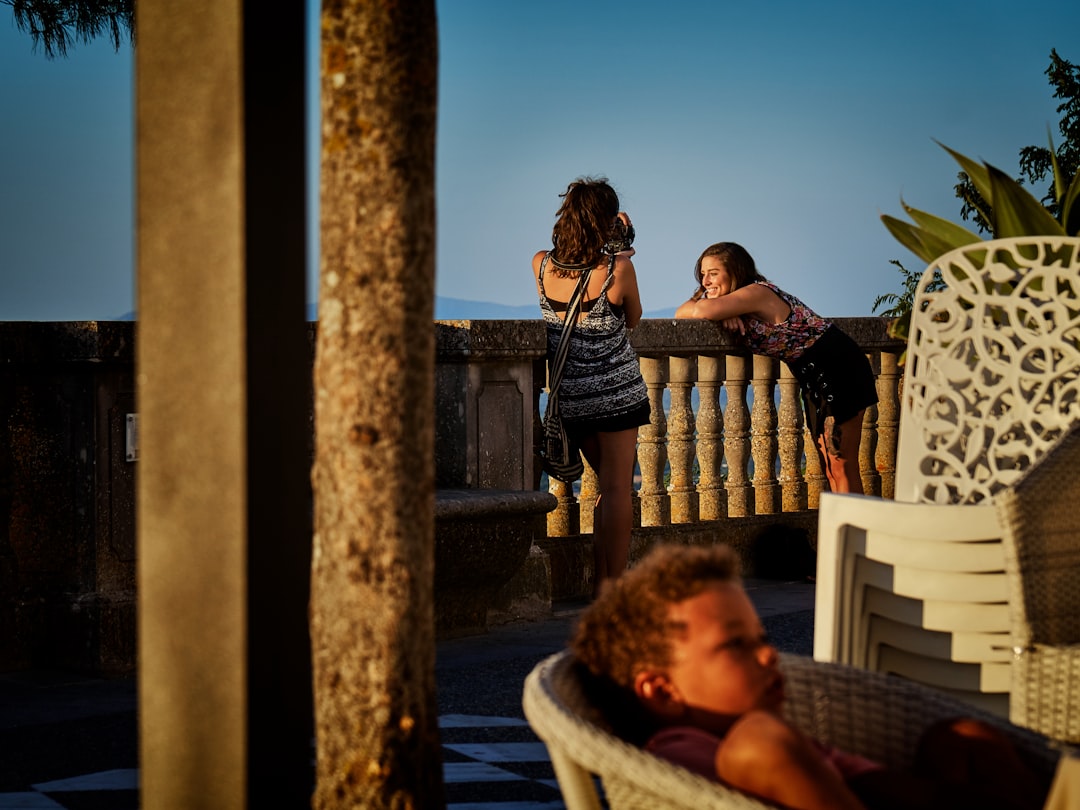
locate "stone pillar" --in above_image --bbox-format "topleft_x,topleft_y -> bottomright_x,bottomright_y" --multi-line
136,1 -> 311,807
435,320 -> 546,490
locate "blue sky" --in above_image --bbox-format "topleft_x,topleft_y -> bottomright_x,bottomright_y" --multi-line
2,0 -> 1078,321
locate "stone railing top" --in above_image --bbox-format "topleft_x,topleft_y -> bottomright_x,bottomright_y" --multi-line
1,316 -> 899,366
435,488 -> 557,520
436,319 -> 547,360
0,321 -> 135,364
631,316 -> 900,357
434,316 -> 900,362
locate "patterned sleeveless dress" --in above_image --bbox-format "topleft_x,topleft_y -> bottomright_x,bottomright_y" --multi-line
538,254 -> 651,435
740,280 -> 877,438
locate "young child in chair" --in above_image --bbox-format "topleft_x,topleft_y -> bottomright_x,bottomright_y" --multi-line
570,543 -> 1048,810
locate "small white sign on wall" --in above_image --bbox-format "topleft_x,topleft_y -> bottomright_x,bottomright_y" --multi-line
126,413 -> 139,462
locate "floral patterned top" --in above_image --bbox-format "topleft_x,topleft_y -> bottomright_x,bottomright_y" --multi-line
741,280 -> 830,363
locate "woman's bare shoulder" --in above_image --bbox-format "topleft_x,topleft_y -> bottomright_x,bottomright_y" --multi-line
612,253 -> 638,278
532,250 -> 551,276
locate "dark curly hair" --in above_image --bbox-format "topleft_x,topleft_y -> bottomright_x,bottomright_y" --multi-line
550,177 -> 622,276
569,543 -> 740,743
692,242 -> 765,296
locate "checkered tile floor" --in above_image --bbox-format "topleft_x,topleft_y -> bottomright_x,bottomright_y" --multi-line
440,714 -> 565,808
0,714 -> 565,810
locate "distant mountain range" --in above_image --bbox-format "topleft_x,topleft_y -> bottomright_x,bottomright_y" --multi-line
431,297 -> 678,321
301,297 -> 678,321
117,297 -> 678,322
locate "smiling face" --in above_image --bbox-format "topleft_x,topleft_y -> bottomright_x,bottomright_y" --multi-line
651,581 -> 784,735
699,256 -> 736,298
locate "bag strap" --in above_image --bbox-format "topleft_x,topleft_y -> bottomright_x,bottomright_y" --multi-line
546,263 -> 595,404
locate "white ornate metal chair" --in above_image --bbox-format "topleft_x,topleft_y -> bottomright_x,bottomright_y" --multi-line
814,236 -> 1080,722
522,650 -> 1061,810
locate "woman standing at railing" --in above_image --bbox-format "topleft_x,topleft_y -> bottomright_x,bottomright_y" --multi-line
533,177 -> 651,596
675,242 -> 876,494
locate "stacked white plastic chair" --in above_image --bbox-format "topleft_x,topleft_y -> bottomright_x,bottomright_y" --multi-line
814,236 -> 1080,726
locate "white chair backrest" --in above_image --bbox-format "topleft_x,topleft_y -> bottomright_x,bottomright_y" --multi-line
894,236 -> 1080,504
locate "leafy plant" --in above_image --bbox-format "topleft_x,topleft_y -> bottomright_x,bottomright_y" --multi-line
878,138 -> 1080,360
872,259 -> 944,347
883,137 -> 1080,265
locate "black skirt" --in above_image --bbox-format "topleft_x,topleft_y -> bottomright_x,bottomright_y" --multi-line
790,325 -> 878,437
565,399 -> 652,438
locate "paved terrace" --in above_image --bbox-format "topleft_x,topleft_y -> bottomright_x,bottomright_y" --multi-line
0,578 -> 814,809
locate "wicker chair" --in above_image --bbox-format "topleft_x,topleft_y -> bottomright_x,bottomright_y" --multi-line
996,424 -> 1080,745
814,236 -> 1080,717
522,650 -> 1061,810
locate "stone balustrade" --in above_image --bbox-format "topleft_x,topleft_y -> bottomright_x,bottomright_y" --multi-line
0,316 -> 903,673
434,316 -> 903,535
545,317 -> 903,536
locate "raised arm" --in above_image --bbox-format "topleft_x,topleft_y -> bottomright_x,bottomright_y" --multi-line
718,712 -> 867,810
675,283 -> 774,321
675,283 -> 791,336
612,255 -> 643,329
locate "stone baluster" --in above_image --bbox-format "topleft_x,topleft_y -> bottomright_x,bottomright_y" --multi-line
859,351 -> 882,496
804,422 -> 827,509
668,356 -> 699,523
638,356 -> 671,526
875,350 -> 901,500
751,355 -> 781,515
724,355 -> 753,517
696,355 -> 727,520
778,362 -> 807,511
545,476 -> 580,537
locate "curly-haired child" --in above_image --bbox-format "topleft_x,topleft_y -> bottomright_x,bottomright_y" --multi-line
570,543 -> 1048,810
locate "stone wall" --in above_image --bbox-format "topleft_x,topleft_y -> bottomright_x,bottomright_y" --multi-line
0,322 -> 136,674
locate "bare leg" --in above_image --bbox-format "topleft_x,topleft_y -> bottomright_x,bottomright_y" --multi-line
816,410 -> 865,494
578,427 -> 639,597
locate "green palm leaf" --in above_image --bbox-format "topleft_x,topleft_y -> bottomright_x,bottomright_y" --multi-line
987,163 -> 1065,237
937,141 -> 994,204
1046,130 -> 1079,236
881,208 -> 980,265
901,201 -> 983,249
881,215 -> 939,264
